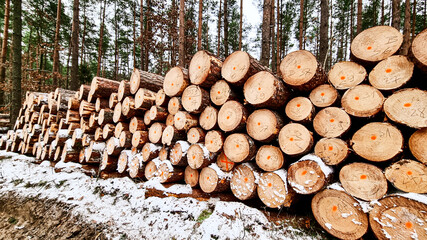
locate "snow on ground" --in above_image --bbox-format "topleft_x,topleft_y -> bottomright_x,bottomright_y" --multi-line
0,151 -> 321,240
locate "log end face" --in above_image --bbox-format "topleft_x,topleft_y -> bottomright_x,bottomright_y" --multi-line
222,51 -> 250,84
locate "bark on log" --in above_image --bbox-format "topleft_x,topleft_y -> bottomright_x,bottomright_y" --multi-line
114,122 -> 129,138
162,125 -> 185,146
67,97 -> 80,111
79,100 -> 95,118
102,124 -> 115,140
130,68 -> 165,94
78,85 -> 91,101
142,142 -> 161,162
117,80 -> 131,102
199,164 -> 230,193
187,143 -> 216,169
90,77 -> 120,98
155,89 -> 170,108
149,106 -> 168,122
95,97 -> 109,112
135,88 -> 156,109
131,130 -> 149,148
109,93 -> 118,109
119,130 -> 133,148
106,137 -> 123,156
100,149 -> 118,172
129,116 -> 146,133
210,80 -> 238,106
385,159 -> 427,193
170,140 -> 190,167
174,111 -> 199,131
157,161 -> 185,183
98,108 -> 114,126
189,50 -> 223,87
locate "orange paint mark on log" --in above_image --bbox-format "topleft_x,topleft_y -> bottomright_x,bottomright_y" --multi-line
289,137 -> 294,141
233,67 -> 236,70
371,135 -> 377,140
320,92 -> 325,96
226,116 -> 230,120
192,135 -> 195,138
159,96 -> 162,99
407,171 -> 413,175
404,103 -> 412,107
149,168 -> 152,172
171,83 -> 174,86
217,91 -> 221,94
173,103 -> 176,106
244,177 -> 248,182
360,174 -> 367,180
297,104 -> 301,107
175,150 -> 178,154
177,118 -> 180,121
258,122 -> 261,126
406,222 -> 413,229
385,68 -> 392,73
355,96 -> 359,100
328,146 -> 333,151
297,65 -> 301,69
198,66 -> 201,69
210,141 -> 213,144
367,46 -> 372,50
258,87 -> 261,91
332,205 -> 338,212
192,155 -> 196,159
301,170 -> 307,176
189,97 -> 191,100
267,156 -> 271,160
268,183 -> 272,187
236,144 -> 239,148
154,131 -> 156,134
190,174 -> 193,177
206,116 -> 209,119
330,119 -> 335,123
207,176 -> 210,180
340,76 -> 346,80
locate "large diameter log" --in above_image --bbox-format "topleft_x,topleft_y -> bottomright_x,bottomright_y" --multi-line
287,154 -> 333,194
222,51 -> 271,86
148,122 -> 166,144
223,133 -> 256,163
113,102 -> 126,123
170,140 -> 190,166
189,50 -> 222,87
217,100 -> 248,132
383,88 -> 427,129
163,66 -> 189,97
98,108 -> 114,126
216,151 -> 235,172
409,128 -> 427,164
312,189 -> 369,239
131,131 -> 149,148
102,123 -> 115,140
351,122 -> 404,162
243,71 -> 290,108
142,142 -> 161,162
328,61 -> 367,90
314,138 -> 349,166
278,123 -> 313,156
246,109 -> 284,142
167,97 -> 182,115
280,50 -> 326,92
351,26 -> 403,67
135,88 -> 156,109
184,166 -> 199,187
106,137 -> 123,156
210,80 -> 238,106
369,195 -> 427,240
157,160 -> 185,183
341,84 -> 384,118
339,162 -> 388,201
199,164 -> 230,193
144,160 -> 158,180
230,163 -> 259,200
162,125 -> 185,146
313,107 -> 351,138
369,55 -> 414,90
90,77 -> 120,98
130,68 -> 164,94
385,159 -> 427,193
187,143 -> 216,169
100,149 -> 118,172
411,28 -> 427,74
129,116 -> 146,133
181,85 -> 210,114
155,89 -> 170,108
285,97 -> 315,124
257,169 -> 296,208
174,111 -> 198,131
117,80 -> 131,102
255,145 -> 285,172
187,127 -> 205,144
204,130 -> 224,153
117,150 -> 132,173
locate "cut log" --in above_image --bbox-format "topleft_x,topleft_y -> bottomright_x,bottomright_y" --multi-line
189,50 -> 222,87
340,162 -> 388,201
100,150 -> 118,172
157,160 -> 185,183
61,147 -> 80,163
54,88 -> 76,100
257,170 -> 296,208
217,100 -> 248,132
94,127 -> 104,141
174,111 -> 198,131
90,77 -> 120,98
278,123 -> 313,156
246,109 -> 284,142
198,106 -> 218,131
71,128 -> 83,148
244,71 -> 290,109
222,51 -> 271,86
98,108 -> 114,125
88,113 -> 99,129
184,166 -> 199,187
144,160 -> 158,180
162,125 -> 185,146
287,154 -> 333,194
78,85 -> 91,101
66,110 -> 80,123
113,102 -> 126,123
280,50 -> 327,92
129,68 -> 164,94
149,106 -> 168,121
204,130 -> 224,153
122,96 -> 143,118
341,84 -> 384,118
102,124 -> 115,140
141,142 -> 161,162
109,93 -> 118,109
187,143 -> 216,169
312,189 -> 369,240
135,88 -> 156,109
328,61 -> 367,90
369,55 -> 414,90
67,97 -> 80,110
167,97 -> 182,115
117,80 -> 131,102
313,107 -> 351,138
117,150 -> 132,173
350,25 -> 403,67
106,137 -> 123,156
351,122 -> 404,162
129,116 -> 146,133
409,128 -> 427,164
199,164 -> 230,193
170,141 -> 190,166
369,195 -> 427,240
114,122 -> 129,139
210,80 -> 238,106
230,163 -> 259,200
285,97 -> 315,124
143,110 -> 152,126
155,89 -> 170,108
159,146 -> 169,162
166,114 -> 174,126
131,130 -> 149,148
255,145 -> 285,172
411,28 -> 427,74
95,98 -> 109,112
119,130 -> 132,148
187,127 -> 205,144
163,66 -> 190,97
223,133 -> 256,163
181,85 -> 210,114
383,88 -> 427,129
81,133 -> 93,147
148,122 -> 166,144
128,154 -> 144,178
85,141 -> 105,164
385,159 -> 427,193
216,151 -> 235,172
314,138 -> 349,166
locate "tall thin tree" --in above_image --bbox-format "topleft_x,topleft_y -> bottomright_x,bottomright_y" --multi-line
261,0 -> 272,65
178,0 -> 185,67
0,0 -> 10,107
381,0 -> 385,25
239,0 -> 243,50
70,0 -> 80,90
97,0 -> 106,77
299,0 -> 304,49
52,0 -> 61,87
11,0 -> 22,125
357,0 -> 362,34
412,0 -> 417,40
140,0 -> 144,69
392,0 -> 401,29
276,0 -> 280,72
223,0 -> 229,56
271,0 -> 276,72
133,0 -> 137,69
319,0 -> 329,67
217,0 -> 222,56
401,0 -> 411,55
198,0 -> 203,50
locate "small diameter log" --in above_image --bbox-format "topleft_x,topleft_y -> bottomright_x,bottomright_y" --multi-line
341,84 -> 384,118
100,149 -> 118,172
81,134 -> 94,147
187,127 -> 205,144
309,84 -> 340,108
102,124 -> 115,140
369,195 -> 427,240
351,122 -> 404,162
61,147 -> 80,163
119,130 -> 133,148
244,71 -> 290,109
159,146 -> 169,161
55,129 -> 69,147
328,61 -> 367,90
54,88 -> 76,99
278,123 -> 313,156
135,88 -> 156,109
350,25 -> 403,67
94,127 -> 104,141
122,96 -> 141,118
142,142 -> 161,162
66,110 -> 80,123
285,97 -> 315,124
143,111 -> 152,126
170,140 -> 191,166
129,116 -> 146,133
162,125 -> 185,146
79,100 -> 95,118
199,106 -> 218,131
85,141 -> 105,164
385,159 -> 427,193
257,169 -> 296,208
199,164 -> 231,193
129,68 -> 165,94
157,160 -> 185,183
218,100 -> 248,132
98,108 -> 114,125
216,151 -> 235,172
113,103 -> 126,123
189,50 -> 222,87
246,109 -> 284,142
230,163 -> 259,200
109,93 -> 118,109
68,97 -> 80,110
90,77 -> 120,98
223,133 -> 256,163
210,80 -> 238,106
181,85 -> 210,114
313,107 -> 351,138
312,189 -> 369,240
339,162 -> 388,201
187,143 -> 216,169
144,160 -> 158,180
167,97 -> 182,115
149,106 -> 168,121
369,55 -> 414,90
155,89 -> 170,108
131,131 -> 149,148
174,111 -> 198,131
314,138 -> 349,166
95,97 -> 109,112
117,80 -> 131,102
128,154 -> 145,178
184,166 -> 199,187
78,84 -> 91,100
384,88 -> 427,129
409,128 -> 427,164
148,122 -> 166,144
204,130 -> 224,153
114,122 -> 129,138
287,154 -> 333,194
117,150 -> 132,173
255,145 -> 285,172
106,137 -> 123,156
71,128 -> 83,148
163,66 -> 189,97
222,51 -> 270,86
88,113 -> 99,129
280,50 -> 326,92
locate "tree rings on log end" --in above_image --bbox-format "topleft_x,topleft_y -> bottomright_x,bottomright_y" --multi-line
369,55 -> 414,90
385,159 -> 427,194
187,144 -> 215,170
210,80 -> 233,106
255,145 -> 284,172
218,100 -> 247,132
411,28 -> 427,73
278,123 -> 313,156
341,84 -> 384,118
223,133 -> 256,163
170,141 -> 190,166
285,97 -> 315,123
230,163 -> 258,201
167,97 -> 182,115
216,151 -> 235,172
222,51 -> 251,85
187,127 -> 205,144
409,128 -> 427,164
314,138 -> 349,166
145,160 -> 157,180
328,61 -> 367,90
309,84 -> 339,108
199,106 -> 218,131
257,170 -> 294,208
247,109 -> 283,142
199,166 -> 230,193
148,122 -> 166,144
181,85 -> 209,114
312,189 -> 369,240
287,157 -> 331,194
189,50 -> 222,87
164,67 -> 189,97
128,155 -> 144,179
185,165 -> 199,187
142,142 -> 161,162
205,130 -> 224,153
117,150 -> 130,173
339,162 -> 387,201
244,71 -> 289,108
313,107 -> 351,138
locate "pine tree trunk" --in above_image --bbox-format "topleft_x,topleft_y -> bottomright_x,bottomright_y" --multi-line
276,0 -> 280,72
97,0 -> 105,77
198,0 -> 202,51
144,0 -> 151,71
392,0 -> 401,30
11,0 -> 22,126
299,0 -> 304,49
0,0 -> 10,107
217,0 -> 221,57
239,0 -> 243,50
140,0 -> 144,69
412,0 -> 417,40
319,0 -> 328,68
223,0 -> 229,57
271,0 -> 276,72
171,0 -> 177,66
52,0 -> 61,87
70,0 -> 80,90
261,0 -> 272,65
357,0 -> 362,34
381,0 -> 385,24
401,0 -> 411,55
179,0 -> 185,67
80,1 -> 86,65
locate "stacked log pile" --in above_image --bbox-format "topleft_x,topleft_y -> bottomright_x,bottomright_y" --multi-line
2,25 -> 427,240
